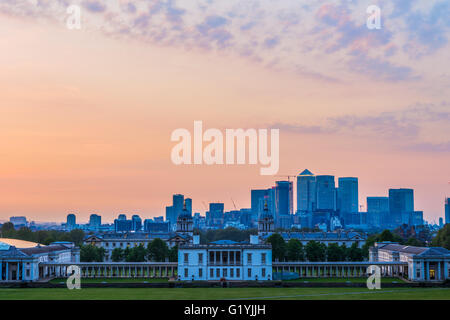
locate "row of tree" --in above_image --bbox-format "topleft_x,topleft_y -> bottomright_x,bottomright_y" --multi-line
80,238 -> 178,262
266,233 -> 364,262
0,222 -> 85,246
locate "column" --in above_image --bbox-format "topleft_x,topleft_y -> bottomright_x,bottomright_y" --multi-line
22,262 -> 26,281
0,262 -> 2,281
437,262 -> 441,281
6,262 -> 9,281
426,262 -> 430,281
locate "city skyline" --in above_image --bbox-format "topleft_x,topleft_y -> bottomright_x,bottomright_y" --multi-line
0,1 -> 449,223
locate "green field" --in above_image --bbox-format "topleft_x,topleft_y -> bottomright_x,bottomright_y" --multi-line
49,276 -> 405,284
0,287 -> 448,300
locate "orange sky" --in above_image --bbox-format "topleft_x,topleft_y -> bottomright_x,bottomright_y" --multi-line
0,2 -> 449,223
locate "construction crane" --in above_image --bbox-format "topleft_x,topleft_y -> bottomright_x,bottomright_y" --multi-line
275,175 -> 297,182
230,197 -> 238,210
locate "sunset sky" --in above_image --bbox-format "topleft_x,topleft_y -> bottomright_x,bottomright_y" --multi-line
0,0 -> 449,223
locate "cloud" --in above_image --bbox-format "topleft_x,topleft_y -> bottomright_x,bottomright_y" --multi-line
270,103 -> 450,152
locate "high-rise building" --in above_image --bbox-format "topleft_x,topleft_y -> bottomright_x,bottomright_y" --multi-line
367,197 -> 389,212
251,189 -> 269,221
445,198 -> 450,225
337,177 -> 359,214
9,216 -> 27,227
206,203 -> 224,228
89,214 -> 101,228
132,214 -> 142,231
185,198 -> 192,216
273,181 -> 293,229
389,188 -> 414,226
296,169 -> 316,213
66,214 -> 76,230
316,175 -> 336,211
166,194 -> 186,228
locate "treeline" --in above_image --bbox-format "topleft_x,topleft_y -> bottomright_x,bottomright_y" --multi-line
431,224 -> 450,249
0,222 -> 85,246
80,238 -> 178,262
266,234 -> 364,262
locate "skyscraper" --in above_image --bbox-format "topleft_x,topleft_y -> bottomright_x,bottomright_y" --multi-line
367,197 -> 389,212
66,214 -> 76,230
166,194 -> 185,227
89,214 -> 101,228
389,188 -> 414,226
251,189 -> 269,220
296,169 -> 316,213
445,198 -> 450,225
185,198 -> 192,216
132,214 -> 142,231
316,175 -> 336,211
337,177 -> 359,214
274,180 -> 293,229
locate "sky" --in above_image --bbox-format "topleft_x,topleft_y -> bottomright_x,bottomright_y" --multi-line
0,0 -> 449,223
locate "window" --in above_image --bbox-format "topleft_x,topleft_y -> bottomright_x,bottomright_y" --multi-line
184,268 -> 188,278
261,253 -> 266,264
209,251 -> 215,264
236,251 -> 241,264
262,268 -> 266,277
216,268 -> 220,278
199,268 -> 203,278
248,268 -> 252,278
223,268 -> 228,277
247,253 -> 252,264
236,268 -> 240,277
210,269 -> 214,278
230,268 -> 234,278
184,253 -> 189,264
26,269 -> 30,277
198,253 -> 203,264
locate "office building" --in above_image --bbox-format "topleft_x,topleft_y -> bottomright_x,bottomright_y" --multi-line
337,177 -> 358,214
446,198 -> 450,225
132,215 -> 142,231
273,181 -> 293,229
89,214 -> 101,228
389,188 -> 414,226
66,214 -> 76,230
296,169 -> 316,213
315,175 -> 336,211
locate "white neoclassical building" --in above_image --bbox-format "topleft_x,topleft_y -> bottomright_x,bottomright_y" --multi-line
370,242 -> 450,282
0,241 -> 79,282
178,235 -> 272,281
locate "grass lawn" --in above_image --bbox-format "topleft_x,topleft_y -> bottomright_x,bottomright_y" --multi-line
284,277 -> 406,283
49,277 -> 170,284
0,287 -> 448,300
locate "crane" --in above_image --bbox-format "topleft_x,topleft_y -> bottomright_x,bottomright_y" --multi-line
230,197 -> 237,210
275,175 -> 297,182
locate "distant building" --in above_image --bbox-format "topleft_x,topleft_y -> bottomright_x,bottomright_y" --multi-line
316,175 -> 336,211
144,220 -> 170,233
337,177 -> 358,214
296,169 -> 316,214
9,216 -> 27,228
251,189 -> 269,222
439,217 -> 444,228
178,235 -> 272,281
273,181 -> 293,229
389,188 -> 414,226
206,203 -> 224,228
446,198 -> 450,225
114,217 -> 133,233
89,214 -> 101,229
66,214 -> 76,230
131,215 -> 142,232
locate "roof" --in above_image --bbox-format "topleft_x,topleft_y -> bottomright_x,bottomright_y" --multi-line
210,240 -> 238,245
378,243 -> 450,257
299,169 -> 314,176
0,238 -> 42,248
20,244 -> 71,256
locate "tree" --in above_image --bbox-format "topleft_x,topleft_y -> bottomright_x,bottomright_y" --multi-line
379,229 -> 396,242
326,243 -> 344,261
80,245 -> 104,262
69,229 -> 85,246
286,239 -> 304,261
111,248 -> 124,262
147,238 -> 169,261
0,222 -> 15,238
305,241 -> 326,262
169,245 -> 178,262
16,227 -> 34,241
348,242 -> 363,261
432,224 -> 450,250
266,233 -> 286,261
126,245 -> 147,262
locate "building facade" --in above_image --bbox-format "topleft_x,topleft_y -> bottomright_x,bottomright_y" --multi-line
0,241 -> 79,282
369,242 -> 450,282
178,235 -> 272,281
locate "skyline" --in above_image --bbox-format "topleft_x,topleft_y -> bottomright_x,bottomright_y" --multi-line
0,1 -> 449,222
